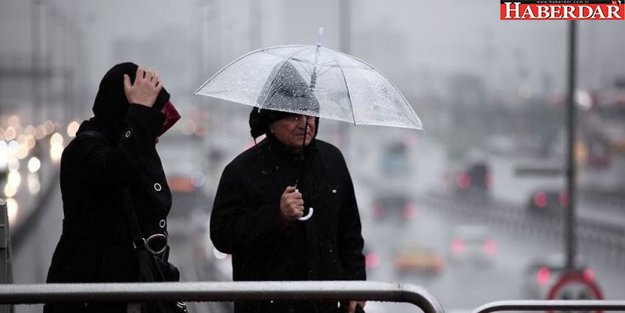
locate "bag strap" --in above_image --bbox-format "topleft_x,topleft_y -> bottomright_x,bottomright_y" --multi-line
120,187 -> 148,250
78,130 -> 147,250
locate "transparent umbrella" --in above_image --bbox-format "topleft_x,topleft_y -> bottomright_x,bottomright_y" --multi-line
194,44 -> 423,130
194,38 -> 423,221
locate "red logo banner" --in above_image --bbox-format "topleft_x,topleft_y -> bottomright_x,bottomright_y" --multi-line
500,1 -> 625,20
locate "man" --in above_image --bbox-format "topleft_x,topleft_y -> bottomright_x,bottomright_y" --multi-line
210,63 -> 366,313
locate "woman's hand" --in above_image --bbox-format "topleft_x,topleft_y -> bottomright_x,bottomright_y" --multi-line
123,66 -> 163,108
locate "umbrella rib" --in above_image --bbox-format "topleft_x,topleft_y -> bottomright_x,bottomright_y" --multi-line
315,67 -> 333,78
296,61 -> 332,81
257,46 -> 313,110
324,48 -> 357,126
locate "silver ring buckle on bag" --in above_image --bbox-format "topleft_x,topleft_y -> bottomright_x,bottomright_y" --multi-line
133,233 -> 168,255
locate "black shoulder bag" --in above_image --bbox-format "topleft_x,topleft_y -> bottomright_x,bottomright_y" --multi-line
120,188 -> 189,313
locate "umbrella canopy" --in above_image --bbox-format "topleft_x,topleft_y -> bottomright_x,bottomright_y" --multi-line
195,44 -> 423,130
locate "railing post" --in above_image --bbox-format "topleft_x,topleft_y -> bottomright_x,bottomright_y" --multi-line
0,199 -> 13,313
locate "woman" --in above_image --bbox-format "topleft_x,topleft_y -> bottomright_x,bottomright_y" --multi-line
45,62 -> 180,313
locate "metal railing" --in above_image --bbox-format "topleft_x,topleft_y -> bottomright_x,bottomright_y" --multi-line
0,200 -> 12,313
0,281 -> 444,313
473,300 -> 625,313
0,200 -> 11,285
4,282 -> 625,313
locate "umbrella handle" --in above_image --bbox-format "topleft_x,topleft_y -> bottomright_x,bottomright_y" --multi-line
298,207 -> 314,221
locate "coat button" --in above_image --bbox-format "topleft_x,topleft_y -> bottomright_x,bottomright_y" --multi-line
125,130 -> 132,138
159,219 -> 166,228
154,183 -> 162,191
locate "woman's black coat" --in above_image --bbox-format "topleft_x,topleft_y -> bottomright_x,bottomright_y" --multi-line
210,135 -> 366,313
44,63 -> 172,313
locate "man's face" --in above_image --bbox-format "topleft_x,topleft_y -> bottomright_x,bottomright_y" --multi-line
269,114 -> 316,150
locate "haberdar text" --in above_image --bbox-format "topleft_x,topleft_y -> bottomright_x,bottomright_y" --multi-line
501,2 -> 624,20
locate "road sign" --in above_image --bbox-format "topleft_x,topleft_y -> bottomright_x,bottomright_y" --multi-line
547,270 -> 603,313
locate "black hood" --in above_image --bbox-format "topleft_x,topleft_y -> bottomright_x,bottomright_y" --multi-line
87,62 -> 170,142
249,108 -> 290,139
249,61 -> 319,139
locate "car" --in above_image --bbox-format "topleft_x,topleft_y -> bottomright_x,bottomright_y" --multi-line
370,193 -> 416,222
453,161 -> 492,193
526,188 -> 568,213
379,141 -> 412,177
521,254 -> 597,300
392,242 -> 444,275
445,159 -> 492,198
448,224 -> 497,268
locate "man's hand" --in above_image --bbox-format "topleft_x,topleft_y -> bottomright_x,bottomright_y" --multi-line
123,66 -> 163,108
280,186 -> 304,222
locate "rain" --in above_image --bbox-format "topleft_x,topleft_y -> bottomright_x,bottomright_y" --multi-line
2,1 -> 625,313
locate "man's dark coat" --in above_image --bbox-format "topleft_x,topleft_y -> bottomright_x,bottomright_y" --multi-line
210,134 -> 366,313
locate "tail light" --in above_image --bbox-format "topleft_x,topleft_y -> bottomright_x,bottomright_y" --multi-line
366,252 -> 380,269
456,173 -> 471,189
533,192 -> 548,208
536,266 -> 551,286
582,268 -> 596,282
483,239 -> 497,255
451,238 -> 466,255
